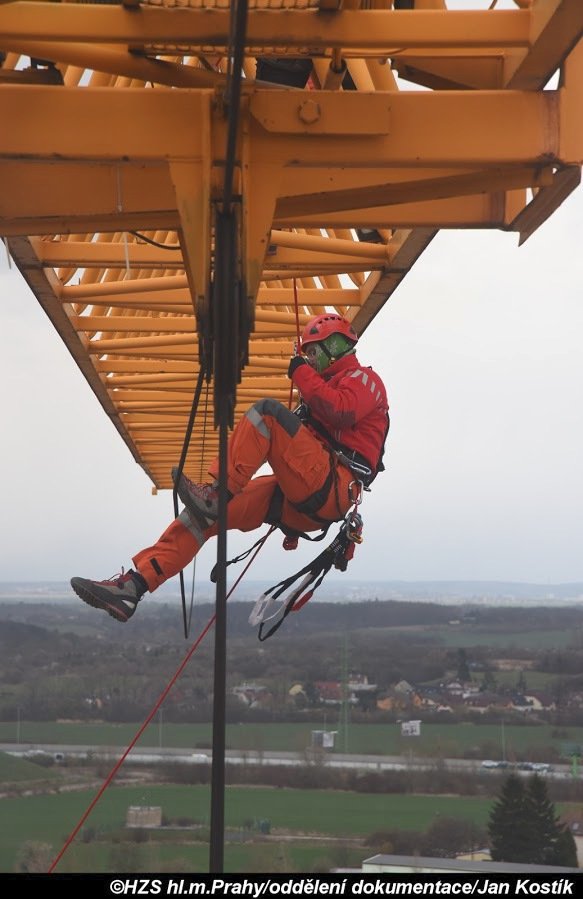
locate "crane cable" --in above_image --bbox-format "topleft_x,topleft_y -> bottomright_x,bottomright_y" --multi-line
172,363 -> 208,639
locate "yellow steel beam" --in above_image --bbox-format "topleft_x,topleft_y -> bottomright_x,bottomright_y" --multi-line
354,228 -> 438,334
60,275 -> 189,299
32,239 -> 184,269
0,7 -> 533,51
1,2 -> 581,489
506,0 -> 583,89
5,236 -> 151,474
0,87 -> 577,166
275,167 -> 554,220
170,157 -> 212,320
0,39 -> 229,89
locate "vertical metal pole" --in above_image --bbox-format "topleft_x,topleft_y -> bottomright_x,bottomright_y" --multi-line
209,210 -> 237,873
207,0 -> 248,860
209,411 -> 229,873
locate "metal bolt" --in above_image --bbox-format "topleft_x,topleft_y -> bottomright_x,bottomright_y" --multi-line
298,100 -> 321,125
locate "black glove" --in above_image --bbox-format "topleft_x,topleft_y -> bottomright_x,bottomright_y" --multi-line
288,355 -> 307,378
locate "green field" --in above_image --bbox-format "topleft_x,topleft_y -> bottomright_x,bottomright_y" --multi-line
429,628 -> 577,650
2,720 -> 582,760
2,782 -> 578,873
38,840 -> 365,875
0,783 -> 498,873
0,752 -> 62,785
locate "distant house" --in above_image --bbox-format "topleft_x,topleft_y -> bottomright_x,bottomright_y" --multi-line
510,693 -> 535,712
232,683 -> 272,708
377,691 -> 410,712
524,691 -> 556,711
465,692 -> 512,713
377,687 -> 422,713
348,674 -> 378,695
394,679 -> 415,695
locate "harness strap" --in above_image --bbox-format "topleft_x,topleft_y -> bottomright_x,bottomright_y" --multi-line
209,530 -> 275,583
249,519 -> 359,641
265,485 -> 331,542
291,466 -> 334,517
297,402 -> 389,488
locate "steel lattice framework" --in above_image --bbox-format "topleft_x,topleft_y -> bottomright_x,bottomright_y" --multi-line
1,0 -> 582,488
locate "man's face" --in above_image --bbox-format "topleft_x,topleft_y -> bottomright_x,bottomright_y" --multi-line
303,342 -> 328,373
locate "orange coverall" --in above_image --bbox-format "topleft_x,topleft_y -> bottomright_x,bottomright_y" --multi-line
133,355 -> 388,593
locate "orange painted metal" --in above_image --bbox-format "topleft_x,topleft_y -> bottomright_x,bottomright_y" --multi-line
0,0 -> 581,487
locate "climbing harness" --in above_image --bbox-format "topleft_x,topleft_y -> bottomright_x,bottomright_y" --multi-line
248,500 -> 365,642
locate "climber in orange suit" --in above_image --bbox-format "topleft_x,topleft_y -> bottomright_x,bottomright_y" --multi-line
71,313 -> 389,622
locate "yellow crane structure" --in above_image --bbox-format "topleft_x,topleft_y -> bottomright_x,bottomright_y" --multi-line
2,0 -> 582,874
1,0 -> 582,489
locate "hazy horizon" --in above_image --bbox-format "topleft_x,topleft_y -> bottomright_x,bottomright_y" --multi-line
2,577 -> 583,607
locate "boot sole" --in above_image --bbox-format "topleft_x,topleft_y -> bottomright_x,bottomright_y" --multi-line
70,578 -> 131,623
172,468 -> 217,528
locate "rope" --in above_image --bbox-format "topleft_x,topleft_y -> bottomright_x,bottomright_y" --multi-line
48,528 -> 272,873
288,277 -> 302,409
173,365 -> 207,638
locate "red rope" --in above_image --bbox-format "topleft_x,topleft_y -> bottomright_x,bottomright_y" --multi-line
288,277 -> 302,409
48,526 -> 275,873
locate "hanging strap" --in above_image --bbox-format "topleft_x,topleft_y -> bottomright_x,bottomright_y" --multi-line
209,526 -> 277,583
248,512 -> 363,641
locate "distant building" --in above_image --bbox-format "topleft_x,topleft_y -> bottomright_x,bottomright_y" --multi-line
232,683 -> 272,708
311,730 -> 338,749
361,854 -> 579,875
126,806 -> 162,828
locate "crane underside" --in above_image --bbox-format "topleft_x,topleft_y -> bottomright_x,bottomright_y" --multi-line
1,0 -> 582,487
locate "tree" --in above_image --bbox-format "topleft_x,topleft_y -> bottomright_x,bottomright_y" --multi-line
488,774 -> 532,863
421,816 -> 486,859
456,649 -> 471,683
15,841 -> 53,873
488,773 -> 578,867
526,775 -> 578,867
480,667 -> 497,693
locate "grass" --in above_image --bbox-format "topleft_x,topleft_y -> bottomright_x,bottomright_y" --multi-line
432,629 -> 577,650
2,781 -> 578,873
31,838 -> 365,874
2,720 -> 583,759
0,751 -> 61,785
0,784 -> 493,872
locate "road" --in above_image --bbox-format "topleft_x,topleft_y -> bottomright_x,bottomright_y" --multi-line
0,743 -> 572,778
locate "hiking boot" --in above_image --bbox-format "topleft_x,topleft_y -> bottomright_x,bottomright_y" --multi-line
172,467 -> 222,528
70,569 -> 147,623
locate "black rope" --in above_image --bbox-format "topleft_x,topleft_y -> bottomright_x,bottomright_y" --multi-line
129,230 -> 181,250
172,364 -> 206,639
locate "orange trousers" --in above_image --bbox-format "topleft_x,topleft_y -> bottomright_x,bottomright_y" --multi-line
133,398 -> 355,592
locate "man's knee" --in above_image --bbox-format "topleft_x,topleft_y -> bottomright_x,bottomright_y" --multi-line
247,398 -> 301,438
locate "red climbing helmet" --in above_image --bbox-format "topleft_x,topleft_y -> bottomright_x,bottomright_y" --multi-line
300,313 -> 358,351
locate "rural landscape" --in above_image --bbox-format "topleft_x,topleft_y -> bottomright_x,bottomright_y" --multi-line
1,585 -> 583,873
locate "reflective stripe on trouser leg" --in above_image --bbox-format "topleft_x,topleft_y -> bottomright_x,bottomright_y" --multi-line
132,509 -> 207,592
208,399 -> 302,496
209,398 -> 332,508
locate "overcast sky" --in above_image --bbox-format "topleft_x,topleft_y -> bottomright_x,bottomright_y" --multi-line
2,182 -> 581,590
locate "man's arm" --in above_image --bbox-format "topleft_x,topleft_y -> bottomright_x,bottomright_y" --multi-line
290,362 -> 381,429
